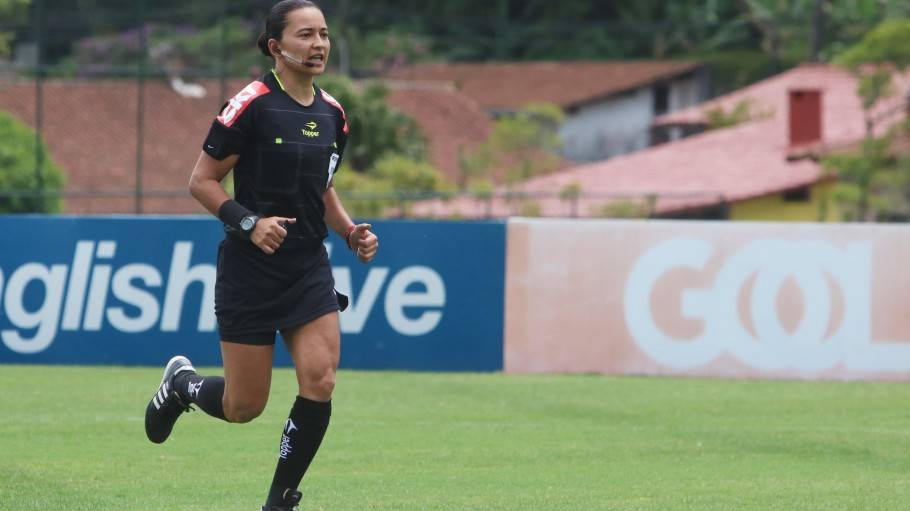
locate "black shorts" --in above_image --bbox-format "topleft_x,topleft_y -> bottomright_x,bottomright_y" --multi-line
214,236 -> 343,345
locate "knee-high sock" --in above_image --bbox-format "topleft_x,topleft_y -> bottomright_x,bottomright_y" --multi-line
264,396 -> 332,507
174,372 -> 227,421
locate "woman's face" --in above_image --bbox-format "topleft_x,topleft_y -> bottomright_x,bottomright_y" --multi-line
278,7 -> 330,75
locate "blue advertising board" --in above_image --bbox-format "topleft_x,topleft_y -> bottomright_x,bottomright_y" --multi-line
0,216 -> 505,371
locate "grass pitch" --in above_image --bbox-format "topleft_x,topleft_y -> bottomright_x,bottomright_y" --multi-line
1,365 -> 909,510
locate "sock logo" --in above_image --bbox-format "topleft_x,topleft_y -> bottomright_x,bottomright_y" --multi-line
284,418 -> 298,435
188,380 -> 203,399
279,418 -> 297,459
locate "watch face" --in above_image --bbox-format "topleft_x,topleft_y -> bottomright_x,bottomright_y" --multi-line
240,216 -> 255,231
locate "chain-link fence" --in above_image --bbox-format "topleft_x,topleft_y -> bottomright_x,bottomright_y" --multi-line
0,0 -> 279,214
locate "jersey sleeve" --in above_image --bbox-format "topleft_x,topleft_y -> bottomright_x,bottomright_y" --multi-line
202,81 -> 270,160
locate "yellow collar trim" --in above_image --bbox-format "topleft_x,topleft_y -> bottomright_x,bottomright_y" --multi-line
271,69 -> 316,97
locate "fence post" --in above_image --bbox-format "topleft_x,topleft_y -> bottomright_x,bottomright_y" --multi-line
135,0 -> 148,214
34,0 -> 45,212
219,0 -> 227,103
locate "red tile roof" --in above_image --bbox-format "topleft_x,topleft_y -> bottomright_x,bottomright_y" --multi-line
412,64 -> 910,219
0,78 -> 230,214
383,81 -> 492,183
384,61 -> 702,110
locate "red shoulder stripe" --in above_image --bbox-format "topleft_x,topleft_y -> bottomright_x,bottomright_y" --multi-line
216,81 -> 270,127
320,89 -> 349,135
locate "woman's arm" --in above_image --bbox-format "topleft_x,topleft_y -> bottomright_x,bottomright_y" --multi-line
188,151 -> 236,216
324,182 -> 378,263
188,151 -> 295,255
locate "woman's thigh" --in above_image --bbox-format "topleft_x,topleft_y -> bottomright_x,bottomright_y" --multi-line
220,340 -> 274,408
281,311 -> 340,399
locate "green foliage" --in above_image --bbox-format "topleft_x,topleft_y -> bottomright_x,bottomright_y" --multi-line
332,167 -> 393,219
0,111 -> 66,213
821,136 -> 904,221
57,18 -> 263,77
461,103 -> 564,187
833,19 -> 910,130
559,181 -> 582,201
517,199 -> 541,217
835,18 -> 910,69
370,154 -> 450,194
827,18 -> 910,221
856,68 -> 893,111
345,28 -> 432,76
317,75 -> 426,173
704,100 -> 754,130
0,0 -> 29,56
693,49 -> 784,94
468,178 -> 494,200
598,199 -> 651,219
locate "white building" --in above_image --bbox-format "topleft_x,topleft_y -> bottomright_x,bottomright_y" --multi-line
385,61 -> 710,162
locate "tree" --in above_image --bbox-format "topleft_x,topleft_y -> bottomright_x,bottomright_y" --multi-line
822,134 -> 909,221
460,103 -> 564,187
57,18 -> 264,78
0,111 -> 66,213
316,75 -> 426,173
825,18 -> 910,221
368,154 -> 453,217
0,0 -> 30,57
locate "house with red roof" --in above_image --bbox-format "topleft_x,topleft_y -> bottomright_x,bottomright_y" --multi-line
385,61 -> 710,163
411,63 -> 910,221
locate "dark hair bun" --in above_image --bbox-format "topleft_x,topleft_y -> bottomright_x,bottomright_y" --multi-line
257,31 -> 271,57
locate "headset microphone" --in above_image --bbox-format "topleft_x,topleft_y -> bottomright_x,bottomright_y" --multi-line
280,50 -> 304,65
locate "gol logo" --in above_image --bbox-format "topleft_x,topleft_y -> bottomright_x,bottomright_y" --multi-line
623,238 -> 910,372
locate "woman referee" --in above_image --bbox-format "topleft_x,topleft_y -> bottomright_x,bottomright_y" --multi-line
143,2 -> 377,510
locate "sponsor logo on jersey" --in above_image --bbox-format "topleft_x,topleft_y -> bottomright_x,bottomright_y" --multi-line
216,81 -> 269,128
302,121 -> 320,138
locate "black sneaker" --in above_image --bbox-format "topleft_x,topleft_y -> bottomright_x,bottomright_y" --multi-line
262,489 -> 302,511
144,355 -> 196,444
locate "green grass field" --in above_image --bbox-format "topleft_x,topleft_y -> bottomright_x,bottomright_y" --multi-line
2,365 -> 910,510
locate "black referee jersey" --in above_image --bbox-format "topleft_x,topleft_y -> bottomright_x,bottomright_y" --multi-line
202,70 -> 349,246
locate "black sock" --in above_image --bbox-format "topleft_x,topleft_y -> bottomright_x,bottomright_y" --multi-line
173,372 -> 227,421
264,396 -> 332,507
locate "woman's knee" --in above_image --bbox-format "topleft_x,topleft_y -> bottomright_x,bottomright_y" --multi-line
302,366 -> 336,399
223,396 -> 267,423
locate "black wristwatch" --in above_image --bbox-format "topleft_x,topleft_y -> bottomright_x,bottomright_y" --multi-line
239,214 -> 260,238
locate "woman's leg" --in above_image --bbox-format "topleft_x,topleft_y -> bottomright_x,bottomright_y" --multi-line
168,340 -> 275,423
263,311 -> 340,508
217,341 -> 275,422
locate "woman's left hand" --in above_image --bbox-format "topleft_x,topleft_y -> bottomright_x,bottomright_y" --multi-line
350,223 -> 379,263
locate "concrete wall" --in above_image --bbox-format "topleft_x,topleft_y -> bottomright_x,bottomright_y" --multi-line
504,218 -> 910,380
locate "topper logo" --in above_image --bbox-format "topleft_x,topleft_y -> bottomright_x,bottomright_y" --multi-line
624,237 -> 910,372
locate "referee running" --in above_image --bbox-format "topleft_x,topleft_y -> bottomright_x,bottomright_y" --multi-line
143,2 -> 378,510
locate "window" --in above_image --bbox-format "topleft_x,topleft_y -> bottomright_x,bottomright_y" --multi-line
782,186 -> 811,202
653,84 -> 669,116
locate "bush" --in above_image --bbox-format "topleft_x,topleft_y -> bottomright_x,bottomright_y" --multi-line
0,112 -> 66,213
316,75 -> 426,173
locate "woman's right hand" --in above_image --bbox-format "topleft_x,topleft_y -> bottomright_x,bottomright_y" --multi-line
251,217 -> 297,255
